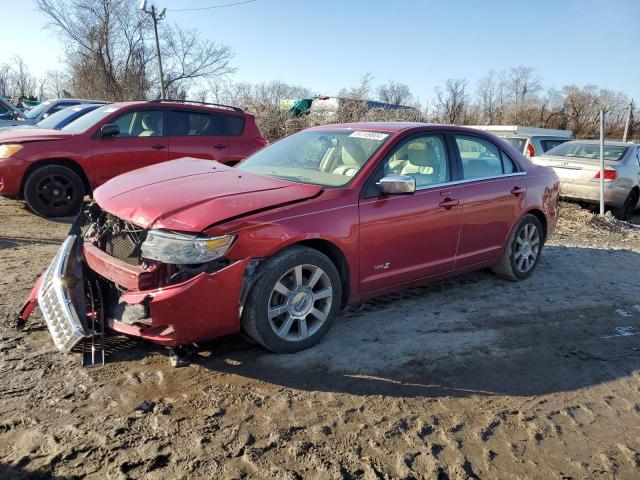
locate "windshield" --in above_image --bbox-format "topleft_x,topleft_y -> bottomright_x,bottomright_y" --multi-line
238,129 -> 390,187
61,104 -> 122,133
502,137 -> 527,153
36,106 -> 85,129
546,142 -> 627,161
23,100 -> 52,119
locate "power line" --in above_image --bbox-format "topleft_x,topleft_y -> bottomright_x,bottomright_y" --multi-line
168,0 -> 258,12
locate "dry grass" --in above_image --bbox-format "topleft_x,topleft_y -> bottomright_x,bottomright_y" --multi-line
555,202 -> 640,238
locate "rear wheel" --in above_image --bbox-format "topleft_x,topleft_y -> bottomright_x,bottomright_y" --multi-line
612,189 -> 638,221
23,165 -> 85,218
241,246 -> 342,353
492,214 -> 543,281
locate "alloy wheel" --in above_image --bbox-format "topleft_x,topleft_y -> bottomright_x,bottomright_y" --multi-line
36,174 -> 75,209
267,264 -> 333,341
513,223 -> 540,273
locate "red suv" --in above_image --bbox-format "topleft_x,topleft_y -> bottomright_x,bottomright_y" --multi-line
0,100 -> 267,217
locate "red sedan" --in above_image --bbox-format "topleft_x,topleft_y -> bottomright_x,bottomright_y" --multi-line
20,122 -> 559,361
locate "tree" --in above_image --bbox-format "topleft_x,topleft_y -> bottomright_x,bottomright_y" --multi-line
36,0 -> 234,101
377,80 -> 413,105
434,78 -> 468,124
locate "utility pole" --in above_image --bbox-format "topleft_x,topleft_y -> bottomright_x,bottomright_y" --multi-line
140,1 -> 167,98
622,99 -> 633,142
599,110 -> 605,216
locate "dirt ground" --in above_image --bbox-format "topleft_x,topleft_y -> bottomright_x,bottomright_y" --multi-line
1,197 -> 640,480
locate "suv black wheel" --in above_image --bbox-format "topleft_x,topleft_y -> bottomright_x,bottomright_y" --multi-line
492,214 -> 544,281
241,246 -> 342,353
23,165 -> 85,217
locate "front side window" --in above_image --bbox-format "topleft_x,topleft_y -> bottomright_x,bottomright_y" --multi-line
238,129 -> 390,187
111,110 -> 164,138
455,135 -> 515,180
383,135 -> 449,188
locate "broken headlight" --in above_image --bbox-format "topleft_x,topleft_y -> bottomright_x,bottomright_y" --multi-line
141,230 -> 235,264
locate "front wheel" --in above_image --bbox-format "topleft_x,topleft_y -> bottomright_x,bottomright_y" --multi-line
612,190 -> 638,221
241,246 -> 342,353
492,214 -> 544,281
23,165 -> 85,217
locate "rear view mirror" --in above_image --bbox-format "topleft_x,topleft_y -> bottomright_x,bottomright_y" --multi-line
376,175 -> 416,195
100,124 -> 120,138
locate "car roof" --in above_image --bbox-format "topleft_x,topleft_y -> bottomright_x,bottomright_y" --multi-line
112,100 -> 245,115
307,122 -> 504,134
565,139 -> 634,147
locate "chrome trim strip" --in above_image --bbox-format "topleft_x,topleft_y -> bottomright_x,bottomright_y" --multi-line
414,172 -> 527,192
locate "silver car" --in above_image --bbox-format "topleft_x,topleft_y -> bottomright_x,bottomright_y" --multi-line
532,140 -> 640,220
0,98 -> 103,128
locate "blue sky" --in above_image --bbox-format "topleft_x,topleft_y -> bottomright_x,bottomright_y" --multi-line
1,0 -> 639,102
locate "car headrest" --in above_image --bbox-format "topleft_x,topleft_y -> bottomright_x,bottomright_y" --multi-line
408,143 -> 438,167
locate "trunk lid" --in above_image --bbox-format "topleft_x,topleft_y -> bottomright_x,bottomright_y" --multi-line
94,157 -> 322,231
532,154 -> 619,183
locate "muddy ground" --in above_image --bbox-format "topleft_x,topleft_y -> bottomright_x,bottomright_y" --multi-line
1,197 -> 640,480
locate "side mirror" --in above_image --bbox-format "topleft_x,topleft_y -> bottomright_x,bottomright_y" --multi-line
100,124 -> 120,138
376,175 -> 416,195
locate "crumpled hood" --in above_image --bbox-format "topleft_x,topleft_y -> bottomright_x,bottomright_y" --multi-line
0,128 -> 72,143
94,157 -> 322,231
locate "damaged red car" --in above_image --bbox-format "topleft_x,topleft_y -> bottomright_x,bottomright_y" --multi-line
20,122 -> 559,364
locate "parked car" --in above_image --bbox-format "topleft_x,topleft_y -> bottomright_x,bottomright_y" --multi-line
532,140 -> 640,220
0,103 -> 107,132
470,125 -> 572,158
0,98 -> 104,128
18,123 -> 559,362
0,96 -> 21,120
0,100 -> 268,217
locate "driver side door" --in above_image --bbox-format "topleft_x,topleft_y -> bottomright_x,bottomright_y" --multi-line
91,108 -> 169,185
358,133 -> 463,294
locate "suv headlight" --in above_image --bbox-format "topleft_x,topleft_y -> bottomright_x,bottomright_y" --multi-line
141,230 -> 235,264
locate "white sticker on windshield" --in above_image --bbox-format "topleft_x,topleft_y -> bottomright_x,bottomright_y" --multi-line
349,131 -> 389,141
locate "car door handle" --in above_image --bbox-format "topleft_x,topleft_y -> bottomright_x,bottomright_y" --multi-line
151,144 -> 166,150
511,186 -> 526,196
438,198 -> 460,209
213,144 -> 226,150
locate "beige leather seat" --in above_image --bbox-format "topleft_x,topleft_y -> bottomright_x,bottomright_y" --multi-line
138,113 -> 161,137
332,139 -> 367,177
401,143 -> 445,186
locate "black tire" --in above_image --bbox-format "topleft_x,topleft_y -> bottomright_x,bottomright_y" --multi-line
612,189 -> 638,221
492,214 -> 544,281
241,246 -> 342,353
23,165 -> 85,218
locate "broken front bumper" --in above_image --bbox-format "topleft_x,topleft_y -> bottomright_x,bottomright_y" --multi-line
36,236 -> 88,352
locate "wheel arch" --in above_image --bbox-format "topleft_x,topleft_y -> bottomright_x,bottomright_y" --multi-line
20,158 -> 91,197
523,208 -> 548,240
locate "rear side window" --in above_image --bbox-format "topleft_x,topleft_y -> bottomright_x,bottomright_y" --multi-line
540,139 -> 568,152
455,135 -> 517,179
168,110 -> 245,136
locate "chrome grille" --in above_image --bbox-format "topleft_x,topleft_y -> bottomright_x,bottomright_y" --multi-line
37,236 -> 88,352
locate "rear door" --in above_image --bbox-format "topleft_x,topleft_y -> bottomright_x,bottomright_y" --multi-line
167,109 -> 231,163
91,107 -> 168,184
453,134 -> 527,269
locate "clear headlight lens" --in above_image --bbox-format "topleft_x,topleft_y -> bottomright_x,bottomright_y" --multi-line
0,144 -> 23,158
141,230 -> 235,264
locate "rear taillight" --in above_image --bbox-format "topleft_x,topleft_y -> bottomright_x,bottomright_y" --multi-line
594,168 -> 618,181
526,143 -> 535,158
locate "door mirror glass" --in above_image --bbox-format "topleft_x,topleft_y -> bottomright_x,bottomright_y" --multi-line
100,124 -> 120,138
376,175 -> 416,195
